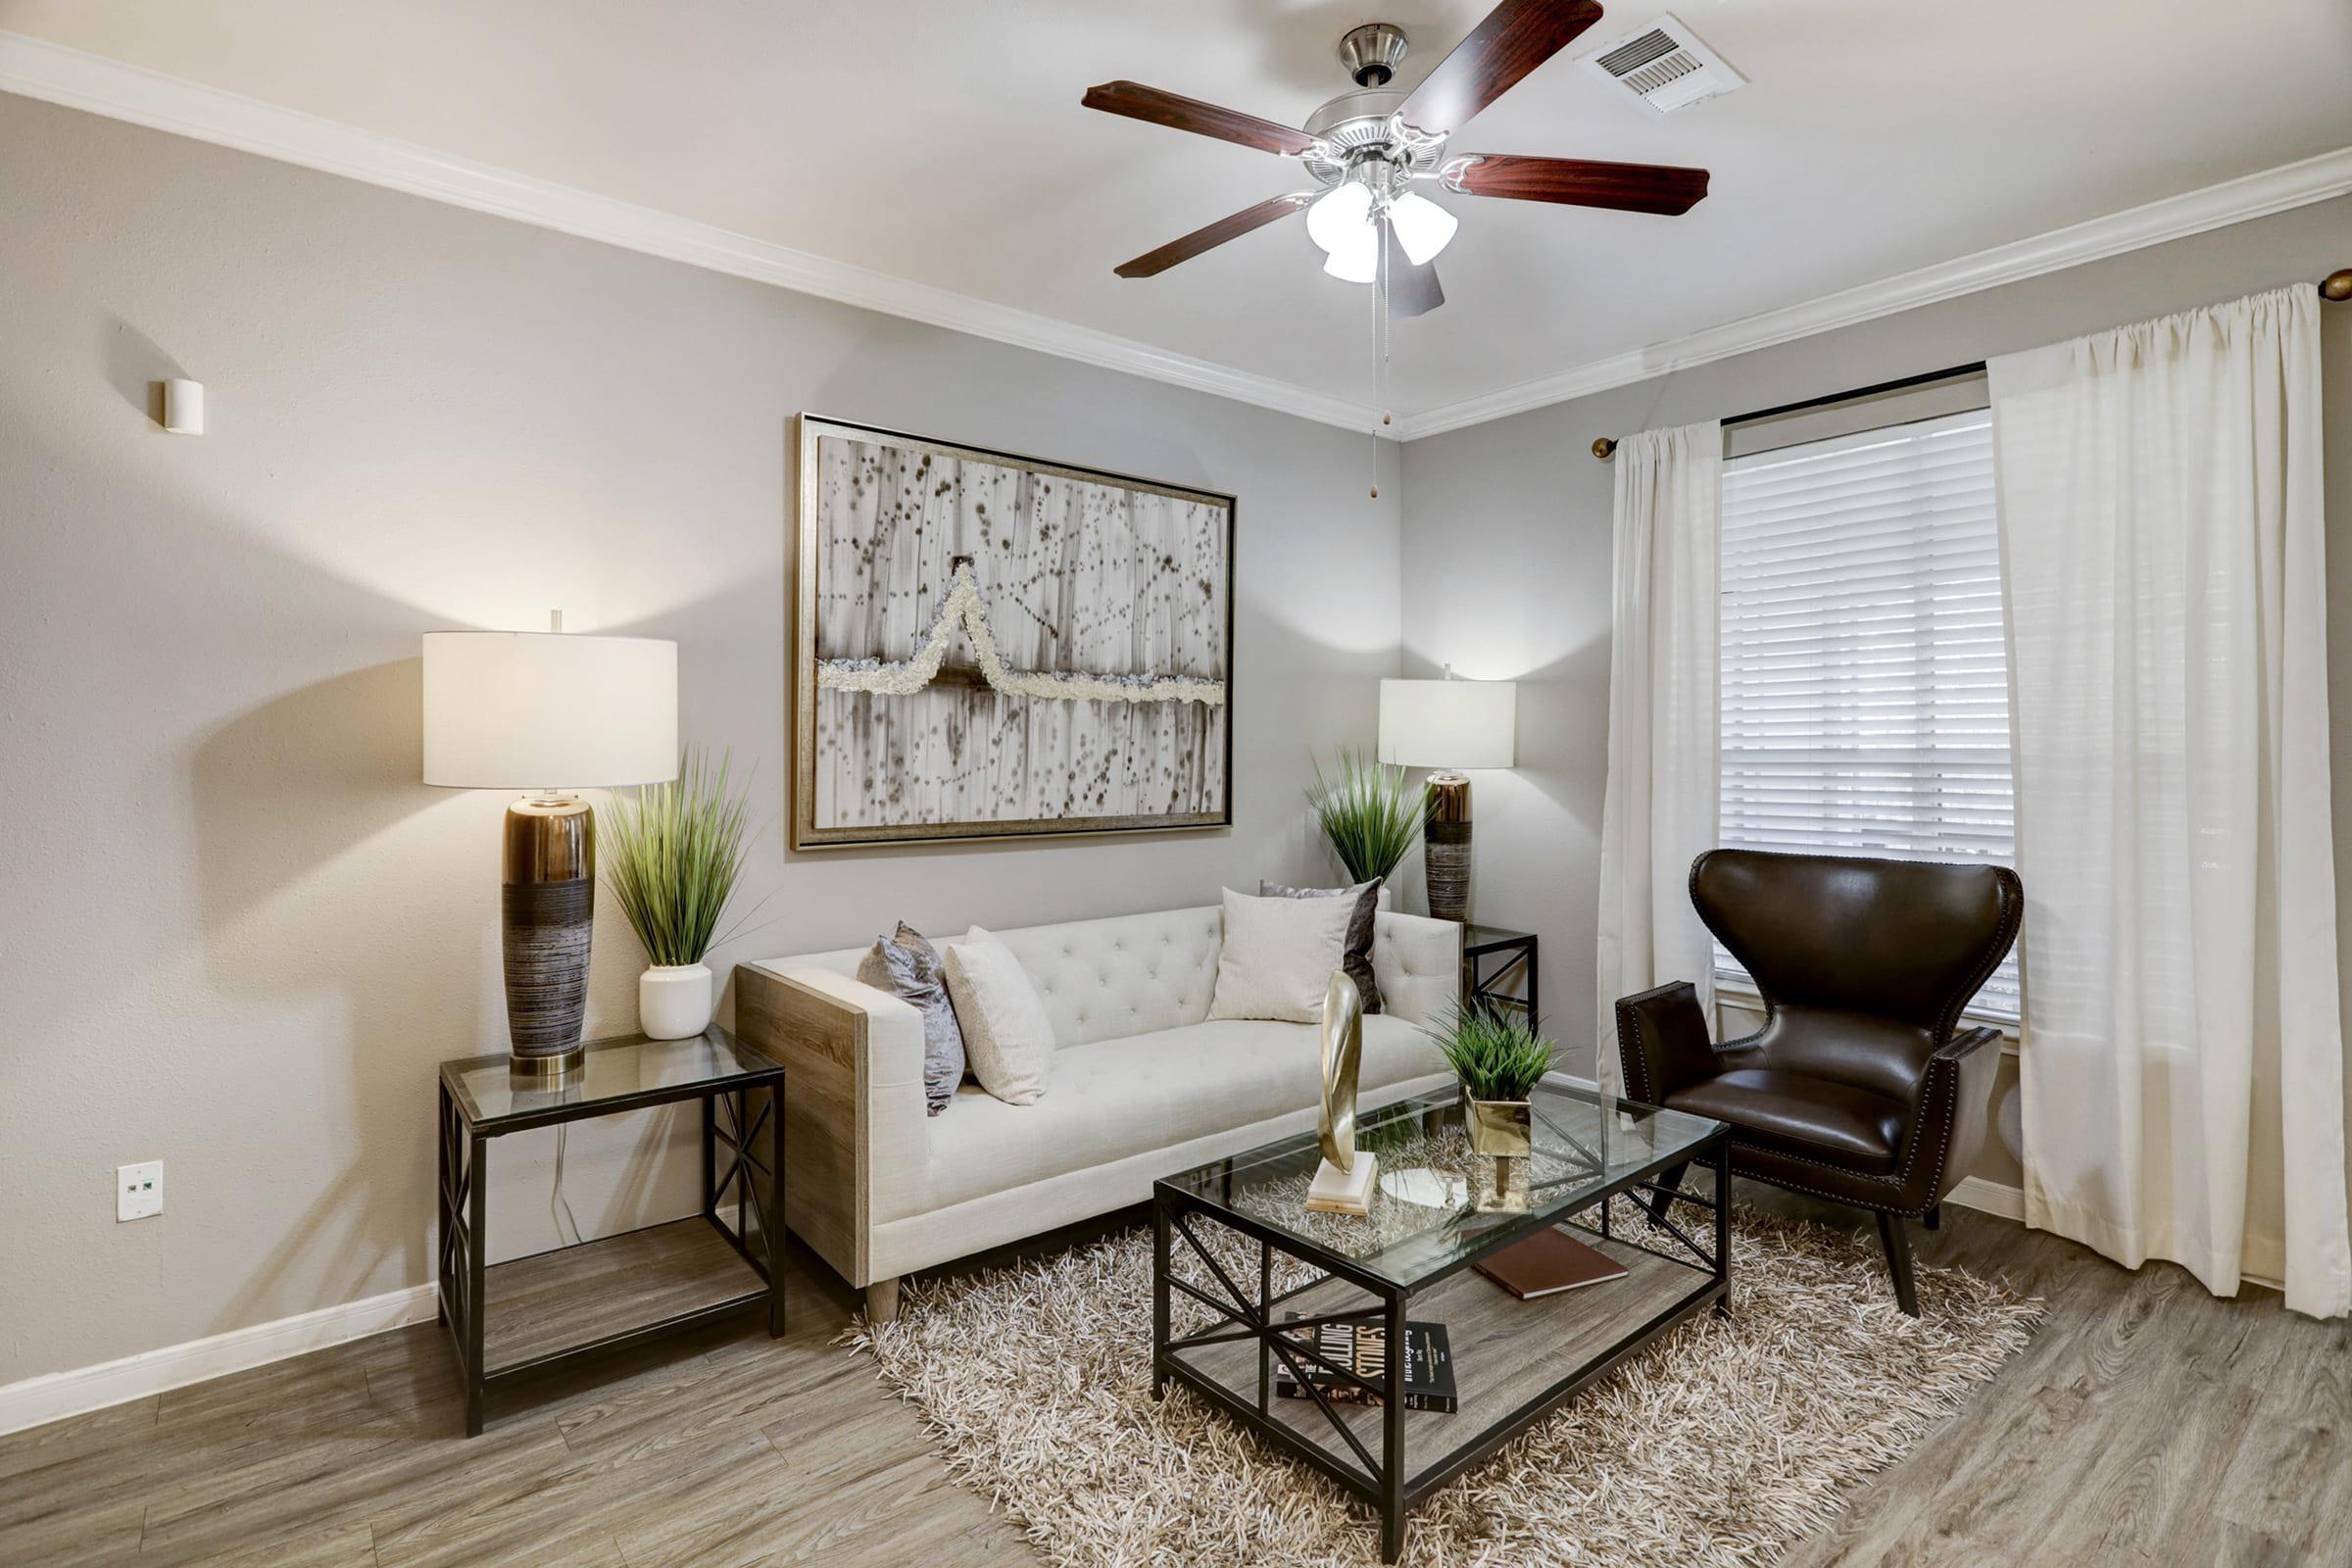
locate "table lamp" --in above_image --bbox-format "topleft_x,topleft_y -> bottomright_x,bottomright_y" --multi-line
1379,669 -> 1516,922
423,615 -> 677,1081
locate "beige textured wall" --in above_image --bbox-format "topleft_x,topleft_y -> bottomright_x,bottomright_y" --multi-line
1400,194 -> 2352,1199
0,93 -> 1405,1384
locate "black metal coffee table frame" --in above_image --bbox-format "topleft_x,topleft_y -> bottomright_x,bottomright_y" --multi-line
1152,1117 -> 1730,1564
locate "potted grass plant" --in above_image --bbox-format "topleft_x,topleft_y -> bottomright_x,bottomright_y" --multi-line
601,748 -> 758,1040
1305,748 -> 1429,886
1434,1004 -> 1556,1160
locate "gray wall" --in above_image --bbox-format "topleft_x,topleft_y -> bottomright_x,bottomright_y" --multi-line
1400,195 -> 2352,1196
0,93 -> 1402,1384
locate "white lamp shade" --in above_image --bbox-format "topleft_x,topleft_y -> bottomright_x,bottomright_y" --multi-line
1379,677 -> 1517,769
422,631 -> 678,789
1321,227 -> 1379,283
1389,192 -> 1458,266
1305,181 -> 1372,254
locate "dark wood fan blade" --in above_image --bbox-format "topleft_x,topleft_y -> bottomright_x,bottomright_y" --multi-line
1082,80 -> 1319,157
1397,0 -> 1603,133
1385,223 -> 1445,318
1113,192 -> 1313,278
1447,154 -> 1710,215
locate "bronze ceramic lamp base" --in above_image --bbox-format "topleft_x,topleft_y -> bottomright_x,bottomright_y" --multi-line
503,794 -> 595,1082
1424,772 -> 1472,923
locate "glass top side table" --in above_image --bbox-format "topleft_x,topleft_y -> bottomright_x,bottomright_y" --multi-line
436,1025 -> 785,1435
1460,923 -> 1538,1024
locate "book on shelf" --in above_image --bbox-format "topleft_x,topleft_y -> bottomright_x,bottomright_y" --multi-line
1474,1224 -> 1630,1299
1272,1314 -> 1456,1413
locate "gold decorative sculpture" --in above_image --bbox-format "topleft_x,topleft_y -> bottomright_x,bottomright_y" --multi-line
1305,970 -> 1377,1214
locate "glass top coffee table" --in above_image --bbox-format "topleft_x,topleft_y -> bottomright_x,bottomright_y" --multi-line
1152,1076 -> 1729,1563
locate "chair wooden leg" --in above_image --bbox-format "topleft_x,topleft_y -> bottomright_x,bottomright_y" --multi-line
864,1276 -> 901,1326
1644,1161 -> 1691,1224
1923,1204 -> 1941,1231
1874,1211 -> 1919,1317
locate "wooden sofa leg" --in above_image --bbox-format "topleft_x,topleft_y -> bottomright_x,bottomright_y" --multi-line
1874,1211 -> 1920,1317
864,1277 -> 901,1326
1923,1204 -> 1941,1231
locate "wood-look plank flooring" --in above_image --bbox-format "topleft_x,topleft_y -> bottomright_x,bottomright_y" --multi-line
3,1193 -> 2346,1567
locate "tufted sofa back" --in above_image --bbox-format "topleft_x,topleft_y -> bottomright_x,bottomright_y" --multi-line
757,903 -> 1456,1051
994,907 -> 1224,1047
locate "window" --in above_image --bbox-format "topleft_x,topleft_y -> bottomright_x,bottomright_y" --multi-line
1717,407 -> 2020,1018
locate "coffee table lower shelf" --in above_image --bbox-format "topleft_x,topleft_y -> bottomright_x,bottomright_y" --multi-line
1152,1135 -> 1729,1563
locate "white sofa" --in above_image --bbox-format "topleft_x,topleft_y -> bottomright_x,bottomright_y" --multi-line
735,904 -> 1461,1319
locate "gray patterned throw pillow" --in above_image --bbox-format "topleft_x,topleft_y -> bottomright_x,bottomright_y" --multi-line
1257,879 -> 1384,1013
857,922 -> 966,1116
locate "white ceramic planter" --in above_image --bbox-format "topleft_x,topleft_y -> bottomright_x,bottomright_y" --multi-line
639,962 -> 714,1040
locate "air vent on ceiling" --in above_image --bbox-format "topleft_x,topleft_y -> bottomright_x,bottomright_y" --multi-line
1578,13 -> 1744,114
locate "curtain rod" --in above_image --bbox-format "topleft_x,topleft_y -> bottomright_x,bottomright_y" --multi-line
1591,267 -> 2352,460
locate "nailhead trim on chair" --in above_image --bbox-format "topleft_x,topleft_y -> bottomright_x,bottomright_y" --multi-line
1616,996 -> 1652,1103
1723,1063 -> 1957,1217
1622,1020 -> 1953,1216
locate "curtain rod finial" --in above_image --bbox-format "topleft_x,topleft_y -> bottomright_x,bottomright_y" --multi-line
1592,437 -> 1617,461
2322,269 -> 2352,303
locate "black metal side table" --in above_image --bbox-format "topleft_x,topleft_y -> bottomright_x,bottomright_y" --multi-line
1462,924 -> 1539,1023
436,1026 -> 785,1435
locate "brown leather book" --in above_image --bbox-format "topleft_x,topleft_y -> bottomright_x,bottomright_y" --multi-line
1475,1226 -> 1630,1298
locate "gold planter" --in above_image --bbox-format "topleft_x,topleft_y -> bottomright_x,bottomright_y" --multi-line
1466,1097 -> 1533,1158
1466,1096 -> 1534,1212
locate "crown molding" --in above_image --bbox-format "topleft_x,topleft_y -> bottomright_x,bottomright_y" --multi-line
0,31 -> 1390,437
6,31 -> 2346,447
1394,143 -> 2352,439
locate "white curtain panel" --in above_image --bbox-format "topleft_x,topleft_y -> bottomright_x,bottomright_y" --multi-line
1990,284 -> 2349,1318
1595,420 -> 1723,1097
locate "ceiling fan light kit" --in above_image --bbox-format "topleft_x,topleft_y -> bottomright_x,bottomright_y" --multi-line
1305,179 -> 1373,255
1323,237 -> 1379,285
1082,0 -> 1715,483
1389,193 -> 1459,266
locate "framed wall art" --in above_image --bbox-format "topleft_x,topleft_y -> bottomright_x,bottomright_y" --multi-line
793,415 -> 1235,849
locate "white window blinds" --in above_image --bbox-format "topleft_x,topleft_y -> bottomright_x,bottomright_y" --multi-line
1718,407 -> 2020,1018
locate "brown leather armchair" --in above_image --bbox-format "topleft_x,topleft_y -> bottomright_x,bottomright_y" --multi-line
1615,849 -> 2022,1316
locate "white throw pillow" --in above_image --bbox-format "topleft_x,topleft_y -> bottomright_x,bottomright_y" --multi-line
940,927 -> 1054,1105
1208,887 -> 1356,1024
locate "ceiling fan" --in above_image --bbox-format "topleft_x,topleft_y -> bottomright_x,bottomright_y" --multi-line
1081,0 -> 1711,321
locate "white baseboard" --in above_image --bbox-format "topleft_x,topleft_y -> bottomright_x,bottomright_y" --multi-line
1945,1175 -> 2027,1223
0,1282 -> 439,1438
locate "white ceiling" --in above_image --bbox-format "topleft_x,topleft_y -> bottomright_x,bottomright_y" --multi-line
6,0 -> 2350,421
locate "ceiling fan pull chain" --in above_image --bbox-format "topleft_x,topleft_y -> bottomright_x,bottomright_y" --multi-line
1371,210 -> 1392,499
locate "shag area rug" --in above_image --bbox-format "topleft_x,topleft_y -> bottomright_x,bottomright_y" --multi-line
852,1206 -> 2041,1567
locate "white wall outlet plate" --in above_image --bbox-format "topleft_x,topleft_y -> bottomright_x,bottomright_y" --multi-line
118,1160 -> 163,1222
